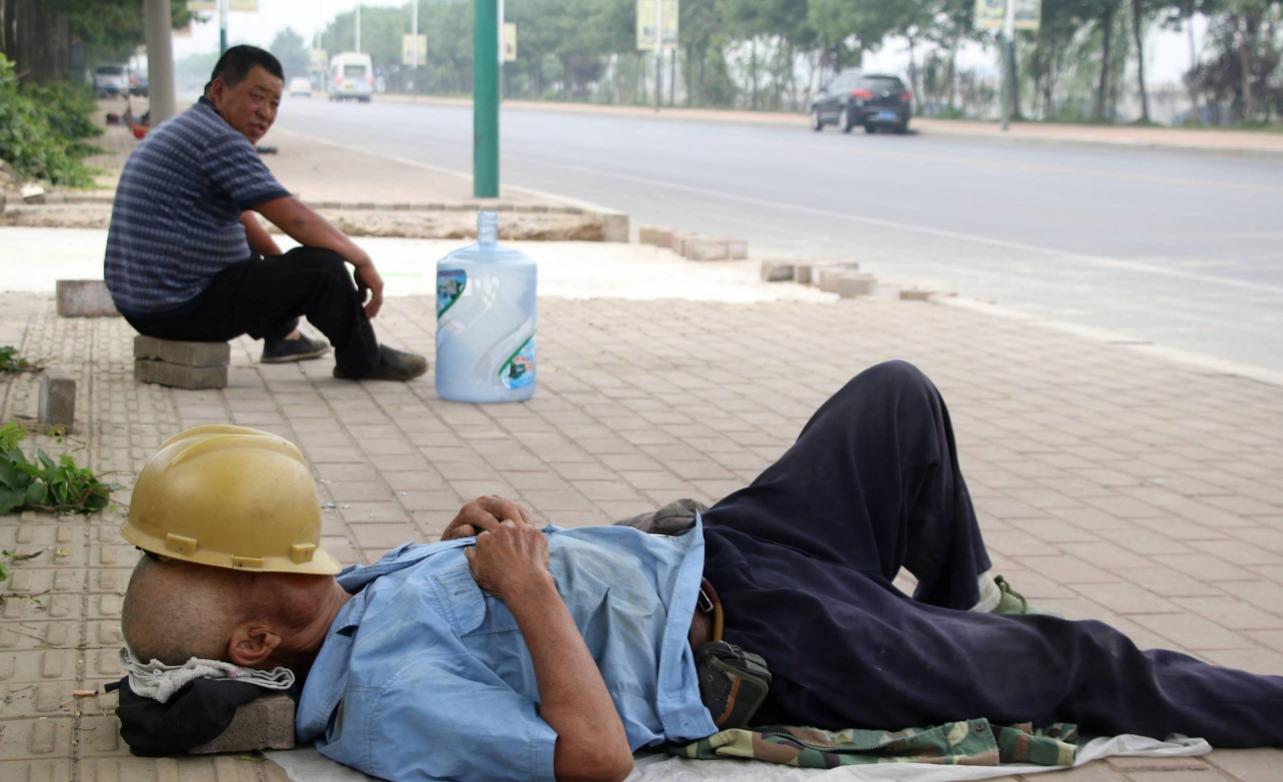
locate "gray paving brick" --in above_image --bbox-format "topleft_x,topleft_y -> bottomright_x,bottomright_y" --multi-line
134,359 -> 229,390
132,335 -> 230,367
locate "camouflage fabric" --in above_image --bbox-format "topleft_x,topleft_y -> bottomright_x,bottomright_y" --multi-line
667,719 -> 1079,768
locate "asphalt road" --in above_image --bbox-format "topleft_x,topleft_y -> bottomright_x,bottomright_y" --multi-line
272,97 -> 1283,374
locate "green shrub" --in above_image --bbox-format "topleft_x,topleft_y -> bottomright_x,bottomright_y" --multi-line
0,423 -> 113,516
0,54 -> 100,186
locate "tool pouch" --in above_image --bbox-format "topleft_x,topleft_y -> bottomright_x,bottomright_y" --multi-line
695,640 -> 771,729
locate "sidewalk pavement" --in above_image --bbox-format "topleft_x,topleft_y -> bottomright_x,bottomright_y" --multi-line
379,94 -> 1283,156
3,103 -> 624,241
0,240 -> 1281,779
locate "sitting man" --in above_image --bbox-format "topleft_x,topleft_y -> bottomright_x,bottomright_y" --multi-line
104,45 -> 426,381
119,362 -> 1283,782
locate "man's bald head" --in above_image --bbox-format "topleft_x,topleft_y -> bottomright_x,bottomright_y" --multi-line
121,554 -> 256,665
121,553 -> 347,670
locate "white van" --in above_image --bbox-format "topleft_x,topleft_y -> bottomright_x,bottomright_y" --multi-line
329,52 -> 373,102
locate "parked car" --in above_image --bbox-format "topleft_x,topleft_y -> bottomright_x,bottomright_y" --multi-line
288,76 -> 312,97
328,52 -> 373,102
92,65 -> 129,98
129,73 -> 149,97
810,71 -> 912,134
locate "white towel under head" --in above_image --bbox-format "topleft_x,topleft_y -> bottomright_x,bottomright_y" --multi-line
119,646 -> 295,704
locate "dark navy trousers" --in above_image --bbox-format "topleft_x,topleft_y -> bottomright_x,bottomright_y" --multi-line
701,361 -> 1283,747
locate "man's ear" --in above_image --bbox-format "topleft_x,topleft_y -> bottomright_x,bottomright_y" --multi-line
227,623 -> 282,668
208,76 -> 227,104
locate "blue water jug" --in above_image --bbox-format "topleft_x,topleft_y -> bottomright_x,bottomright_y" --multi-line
435,211 -> 537,402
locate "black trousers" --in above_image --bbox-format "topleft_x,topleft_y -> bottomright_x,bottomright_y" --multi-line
702,360 -> 1283,747
124,247 -> 380,377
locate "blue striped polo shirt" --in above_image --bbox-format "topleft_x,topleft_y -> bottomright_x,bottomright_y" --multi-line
104,97 -> 290,316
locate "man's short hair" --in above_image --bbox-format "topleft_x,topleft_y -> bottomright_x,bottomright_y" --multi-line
205,45 -> 284,94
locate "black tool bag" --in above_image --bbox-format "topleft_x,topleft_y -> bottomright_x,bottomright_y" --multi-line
695,640 -> 772,729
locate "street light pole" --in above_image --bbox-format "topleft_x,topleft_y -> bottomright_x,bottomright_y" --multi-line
411,0 -> 418,70
356,3 -> 362,53
474,0 -> 499,197
143,0 -> 176,123
219,0 -> 228,54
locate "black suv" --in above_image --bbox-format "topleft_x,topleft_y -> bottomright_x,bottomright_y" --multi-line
810,71 -> 912,134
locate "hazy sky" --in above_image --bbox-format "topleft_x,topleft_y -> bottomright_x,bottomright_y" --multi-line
174,0 -> 1205,86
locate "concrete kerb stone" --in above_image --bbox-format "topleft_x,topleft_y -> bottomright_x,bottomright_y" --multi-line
56,279 -> 120,318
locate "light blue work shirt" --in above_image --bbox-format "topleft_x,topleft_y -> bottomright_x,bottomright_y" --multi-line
295,517 -> 716,781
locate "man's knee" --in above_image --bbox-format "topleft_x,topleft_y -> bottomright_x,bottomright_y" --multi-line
290,248 -> 351,283
857,360 -> 932,394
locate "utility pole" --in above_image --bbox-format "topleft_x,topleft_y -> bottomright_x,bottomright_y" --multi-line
474,0 -> 499,197
1000,0 -> 1015,131
143,0 -> 176,123
653,0 -> 663,110
218,0 -> 228,54
411,0 -> 418,70
355,3 -> 362,53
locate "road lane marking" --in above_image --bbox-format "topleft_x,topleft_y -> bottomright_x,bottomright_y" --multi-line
274,127 -> 1283,298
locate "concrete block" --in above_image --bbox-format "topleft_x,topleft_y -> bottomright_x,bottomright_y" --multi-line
817,269 -> 877,298
834,273 -> 877,299
20,183 -> 46,204
638,226 -> 674,248
38,371 -> 76,427
56,280 -> 120,318
189,693 -> 296,754
760,261 -> 795,282
794,264 -> 814,285
900,288 -> 935,301
134,359 -> 229,390
133,335 -> 230,368
677,235 -> 750,262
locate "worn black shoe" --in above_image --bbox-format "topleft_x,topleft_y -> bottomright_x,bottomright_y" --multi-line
333,345 -> 428,381
261,333 -> 331,363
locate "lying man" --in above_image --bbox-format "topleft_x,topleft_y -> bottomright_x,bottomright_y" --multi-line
104,45 -> 426,381
119,362 -> 1283,782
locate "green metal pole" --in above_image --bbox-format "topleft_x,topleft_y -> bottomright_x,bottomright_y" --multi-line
474,0 -> 499,198
219,0 -> 228,54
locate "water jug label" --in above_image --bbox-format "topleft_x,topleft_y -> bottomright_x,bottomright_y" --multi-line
500,335 -> 535,390
437,270 -> 467,317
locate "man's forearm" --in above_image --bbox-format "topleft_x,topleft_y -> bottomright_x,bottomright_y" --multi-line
507,575 -> 633,782
255,196 -> 369,268
241,211 -> 281,255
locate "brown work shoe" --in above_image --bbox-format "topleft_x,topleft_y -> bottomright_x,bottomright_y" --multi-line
333,345 -> 428,382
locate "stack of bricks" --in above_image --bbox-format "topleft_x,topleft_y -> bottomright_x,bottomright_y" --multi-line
133,336 -> 230,390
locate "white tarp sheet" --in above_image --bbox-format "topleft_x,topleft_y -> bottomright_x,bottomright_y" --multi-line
267,733 -> 1210,782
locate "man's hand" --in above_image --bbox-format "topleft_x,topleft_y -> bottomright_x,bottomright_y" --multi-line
465,519 -> 551,601
353,260 -> 384,319
442,495 -> 531,541
255,196 -> 383,318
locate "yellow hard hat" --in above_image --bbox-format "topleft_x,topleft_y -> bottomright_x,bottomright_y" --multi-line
122,424 -> 341,575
